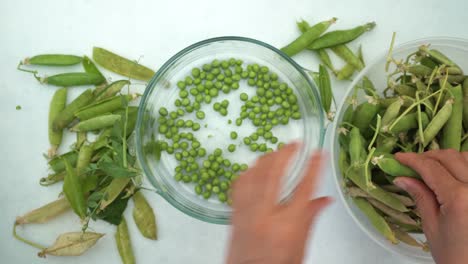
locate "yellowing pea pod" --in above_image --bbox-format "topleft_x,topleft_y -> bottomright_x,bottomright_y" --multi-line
372,155 -> 419,179
53,89 -> 94,131
115,218 -> 136,264
93,47 -> 155,81
352,197 -> 397,244
390,223 -> 429,251
75,94 -> 137,121
15,198 -> 70,225
48,87 -> 67,157
423,99 -> 453,147
331,44 -> 364,71
63,159 -> 87,220
23,54 -> 82,66
441,85 -> 463,150
132,191 -> 157,240
70,114 -> 121,132
93,80 -> 131,102
38,232 -> 104,257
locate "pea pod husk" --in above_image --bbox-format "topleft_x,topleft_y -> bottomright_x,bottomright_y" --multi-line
63,159 -> 87,219
40,72 -> 106,87
38,232 -> 104,257
100,178 -> 131,210
93,80 -> 130,102
316,49 -> 338,75
115,218 -> 136,264
132,191 -> 157,240
82,56 -> 106,84
71,114 -> 121,132
48,151 -> 78,173
318,64 -> 333,119
331,44 -> 364,71
308,22 -> 376,50
368,198 -> 419,226
353,197 -> 397,244
40,170 -> 66,186
441,85 -> 463,150
281,18 -> 337,57
390,223 -> 428,250
25,54 -> 82,66
53,89 -> 94,131
336,63 -> 355,80
93,47 -> 155,81
15,198 -> 70,225
75,94 -> 136,120
48,88 -> 67,157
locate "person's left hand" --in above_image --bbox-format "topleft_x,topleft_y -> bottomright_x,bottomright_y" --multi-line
226,143 -> 332,264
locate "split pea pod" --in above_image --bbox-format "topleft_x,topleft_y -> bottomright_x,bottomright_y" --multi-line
75,94 -> 136,120
132,191 -> 157,240
318,64 -> 333,119
390,112 -> 429,135
40,171 -> 66,186
76,145 -> 93,176
15,198 -> 70,225
368,199 -> 419,226
115,217 -> 136,264
52,89 -> 94,131
352,100 -> 380,134
93,47 -> 155,81
48,151 -> 78,173
71,114 -> 121,132
352,197 -> 397,244
361,76 -> 377,96
63,159 -> 86,220
48,88 -> 67,157
423,100 -> 453,147
93,80 -> 130,102
82,56 -> 106,85
316,49 -> 338,75
76,132 -> 87,149
331,44 -> 364,71
281,18 -> 337,57
336,62 -> 355,80
23,54 -> 82,66
373,155 -> 419,178
441,85 -> 463,150
100,178 -> 131,210
462,79 -> 468,129
38,72 -> 106,87
308,22 -> 376,50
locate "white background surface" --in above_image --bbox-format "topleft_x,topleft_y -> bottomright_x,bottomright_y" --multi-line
1,0 -> 468,263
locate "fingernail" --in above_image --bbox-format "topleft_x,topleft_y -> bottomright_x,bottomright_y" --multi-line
393,178 -> 407,189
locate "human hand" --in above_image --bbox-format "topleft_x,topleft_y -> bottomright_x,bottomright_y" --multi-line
395,150 -> 468,264
226,143 -> 332,264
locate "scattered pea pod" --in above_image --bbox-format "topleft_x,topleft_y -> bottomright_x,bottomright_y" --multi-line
23,54 -> 82,66
132,191 -> 157,240
318,64 -> 333,120
93,80 -> 130,102
82,56 -> 106,85
48,88 -> 67,157
71,114 -> 121,132
52,89 -> 95,131
62,159 -> 87,220
75,94 -> 136,121
38,72 -> 106,87
15,198 -> 70,225
331,44 -> 364,71
308,22 -> 376,50
115,218 -> 136,264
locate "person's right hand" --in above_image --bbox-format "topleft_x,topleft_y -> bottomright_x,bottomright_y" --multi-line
395,150 -> 468,264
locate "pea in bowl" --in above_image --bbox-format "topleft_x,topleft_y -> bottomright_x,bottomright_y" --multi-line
136,37 -> 325,224
331,37 -> 468,263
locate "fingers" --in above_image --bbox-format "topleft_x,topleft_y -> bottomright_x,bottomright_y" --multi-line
291,151 -> 325,207
424,149 -> 468,183
395,152 -> 459,203
305,196 -> 333,226
394,177 -> 439,239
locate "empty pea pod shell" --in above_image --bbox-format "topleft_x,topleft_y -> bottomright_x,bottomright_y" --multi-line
38,232 -> 104,257
308,22 -> 376,50
336,63 -> 355,80
353,197 -> 397,244
368,199 -> 419,226
114,106 -> 139,137
132,191 -> 157,240
423,100 -> 453,147
63,159 -> 87,220
48,87 -> 67,157
71,114 -> 121,132
441,85 -> 463,150
93,47 -> 155,81
316,49 -> 338,75
390,223 -> 428,251
75,94 -> 135,120
39,72 -> 106,87
53,89 -> 95,131
15,198 -> 70,225
40,170 -> 66,186
331,44 -> 364,71
100,178 -> 131,210
93,80 -> 130,102
48,151 -> 78,173
24,54 -> 82,66
318,64 -> 333,119
82,56 -> 106,84
115,218 -> 136,264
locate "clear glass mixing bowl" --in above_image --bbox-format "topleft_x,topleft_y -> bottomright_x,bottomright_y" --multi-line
136,36 -> 325,224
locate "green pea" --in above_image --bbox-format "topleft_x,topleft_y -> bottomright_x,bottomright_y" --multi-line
222,85 -> 231,94
196,111 -> 205,119
236,118 -> 242,126
221,99 -> 229,108
174,99 -> 182,107
219,108 -> 227,116
204,95 -> 212,104
192,123 -> 201,131
250,143 -> 258,152
248,78 -> 256,86
228,144 -> 236,152
177,81 -> 186,89
230,131 -> 238,140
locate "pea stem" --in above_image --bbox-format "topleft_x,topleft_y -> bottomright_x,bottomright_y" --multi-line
13,224 -> 47,250
122,107 -> 129,169
416,92 -> 425,145
364,147 -> 377,190
433,74 -> 449,114
368,115 -> 381,151
385,32 -> 397,72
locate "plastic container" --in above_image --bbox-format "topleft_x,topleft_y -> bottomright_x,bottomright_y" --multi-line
331,37 -> 468,263
136,36 -> 326,224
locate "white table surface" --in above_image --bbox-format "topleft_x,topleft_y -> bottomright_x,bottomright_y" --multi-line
2,0 -> 467,263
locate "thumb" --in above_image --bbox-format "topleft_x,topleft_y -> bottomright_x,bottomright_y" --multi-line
394,177 -> 439,237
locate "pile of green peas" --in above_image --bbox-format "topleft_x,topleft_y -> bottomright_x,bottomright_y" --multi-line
155,58 -> 302,204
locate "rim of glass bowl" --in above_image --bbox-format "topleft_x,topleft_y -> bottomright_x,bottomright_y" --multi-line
136,36 -> 326,224
331,36 -> 468,262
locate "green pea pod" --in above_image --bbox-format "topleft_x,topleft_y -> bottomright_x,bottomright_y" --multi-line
389,112 -> 429,135
318,64 -> 333,119
93,47 -> 155,81
444,67 -> 464,76
93,80 -> 130,102
71,114 -> 121,132
15,198 -> 70,225
82,56 -> 106,84
420,56 -> 438,69
375,137 -> 397,153
362,76 -> 376,96
24,54 -> 82,66
114,106 -> 138,137
444,75 -> 466,85
393,84 -> 415,97
296,19 -> 310,32
407,64 -> 433,77
374,155 -> 419,178
379,96 -> 413,108
48,151 -> 78,173
132,191 -> 157,240
316,49 -> 338,75
76,132 -> 87,150
308,22 -> 376,50
39,72 -> 106,87
423,100 -> 453,147
281,18 -> 337,57
63,159 -> 86,219
40,171 -> 66,186
347,167 -> 408,212
100,178 -> 131,210
352,101 -> 380,134
342,104 -> 354,123
53,89 -> 94,131
336,63 -> 355,80
352,197 -> 397,244
75,94 -> 135,120
419,45 -> 462,73
349,127 -> 363,165
367,198 -> 419,226
76,145 -> 93,176
338,147 -> 350,178
381,99 -> 402,131
441,85 -> 463,150
48,88 -> 67,157
331,44 -> 364,71
115,218 -> 136,264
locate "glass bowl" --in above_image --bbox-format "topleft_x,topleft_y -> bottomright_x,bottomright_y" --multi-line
331,37 -> 468,263
136,36 -> 325,224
